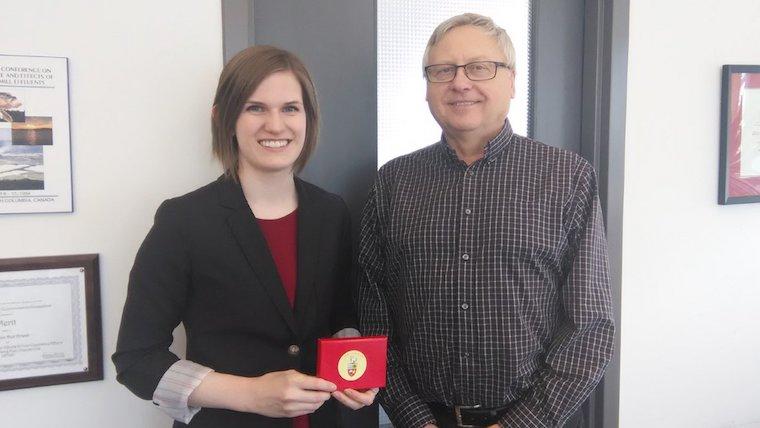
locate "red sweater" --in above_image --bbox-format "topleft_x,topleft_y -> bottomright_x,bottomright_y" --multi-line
257,209 -> 308,428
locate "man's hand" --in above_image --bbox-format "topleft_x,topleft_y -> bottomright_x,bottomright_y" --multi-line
245,369 -> 337,417
332,387 -> 379,410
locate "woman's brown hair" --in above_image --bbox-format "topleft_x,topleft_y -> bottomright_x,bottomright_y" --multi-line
212,45 -> 319,179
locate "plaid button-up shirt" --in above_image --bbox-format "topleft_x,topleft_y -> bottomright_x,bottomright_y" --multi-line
357,121 -> 614,427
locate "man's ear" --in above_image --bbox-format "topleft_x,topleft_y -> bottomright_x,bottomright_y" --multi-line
509,69 -> 516,99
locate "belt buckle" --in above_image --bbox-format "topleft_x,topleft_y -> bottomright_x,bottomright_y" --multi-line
454,404 -> 481,428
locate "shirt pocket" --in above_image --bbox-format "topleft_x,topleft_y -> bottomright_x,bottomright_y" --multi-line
498,201 -> 565,267
391,186 -> 459,257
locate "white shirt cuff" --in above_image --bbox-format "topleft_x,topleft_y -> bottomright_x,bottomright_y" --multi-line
152,359 -> 214,424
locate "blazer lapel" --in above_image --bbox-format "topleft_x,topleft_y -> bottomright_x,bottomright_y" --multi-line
293,178 -> 322,338
218,178 -> 298,335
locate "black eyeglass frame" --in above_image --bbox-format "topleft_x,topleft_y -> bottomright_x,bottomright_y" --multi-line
423,61 -> 510,83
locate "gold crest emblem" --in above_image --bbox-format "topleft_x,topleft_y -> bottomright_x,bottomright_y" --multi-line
337,350 -> 367,381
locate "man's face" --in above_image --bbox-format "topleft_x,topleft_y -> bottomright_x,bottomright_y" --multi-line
425,25 -> 515,143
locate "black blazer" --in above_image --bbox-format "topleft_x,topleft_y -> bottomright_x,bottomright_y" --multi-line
113,176 -> 356,428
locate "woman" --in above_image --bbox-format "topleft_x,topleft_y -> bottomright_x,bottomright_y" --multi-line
113,45 -> 377,427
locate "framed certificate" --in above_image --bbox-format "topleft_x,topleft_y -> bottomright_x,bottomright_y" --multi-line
0,254 -> 102,391
719,65 -> 760,204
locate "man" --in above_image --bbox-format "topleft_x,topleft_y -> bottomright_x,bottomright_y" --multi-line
357,13 -> 614,428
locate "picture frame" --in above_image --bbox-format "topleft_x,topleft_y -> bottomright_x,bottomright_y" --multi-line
719,64 -> 760,204
0,54 -> 73,214
0,254 -> 102,391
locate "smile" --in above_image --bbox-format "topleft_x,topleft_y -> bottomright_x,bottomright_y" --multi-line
258,139 -> 291,148
448,101 -> 480,106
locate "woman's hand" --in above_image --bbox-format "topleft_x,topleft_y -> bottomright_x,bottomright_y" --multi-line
189,369 -> 336,418
247,369 -> 337,417
331,387 -> 379,410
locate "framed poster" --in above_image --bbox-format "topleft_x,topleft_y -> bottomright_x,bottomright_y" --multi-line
719,64 -> 760,204
0,54 -> 72,214
0,254 -> 102,391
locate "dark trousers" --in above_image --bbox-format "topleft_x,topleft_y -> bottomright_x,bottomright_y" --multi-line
339,402 -> 379,428
429,406 -> 584,428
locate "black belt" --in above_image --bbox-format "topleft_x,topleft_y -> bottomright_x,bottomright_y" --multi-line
428,402 -> 513,427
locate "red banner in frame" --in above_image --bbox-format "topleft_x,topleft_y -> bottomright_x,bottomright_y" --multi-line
720,65 -> 760,204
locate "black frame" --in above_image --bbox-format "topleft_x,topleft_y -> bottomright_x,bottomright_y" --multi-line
0,254 -> 102,391
719,64 -> 760,205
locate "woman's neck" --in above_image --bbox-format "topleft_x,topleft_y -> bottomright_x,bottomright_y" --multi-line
238,167 -> 298,219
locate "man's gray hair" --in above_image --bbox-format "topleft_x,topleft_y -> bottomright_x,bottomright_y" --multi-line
422,13 -> 516,72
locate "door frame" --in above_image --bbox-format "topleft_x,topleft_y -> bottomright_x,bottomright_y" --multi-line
221,1 -> 629,426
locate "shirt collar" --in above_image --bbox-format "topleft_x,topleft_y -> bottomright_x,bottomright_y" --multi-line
438,119 -> 515,166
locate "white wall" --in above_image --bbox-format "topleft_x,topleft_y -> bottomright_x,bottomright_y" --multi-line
621,1 -> 760,427
0,1 -> 223,427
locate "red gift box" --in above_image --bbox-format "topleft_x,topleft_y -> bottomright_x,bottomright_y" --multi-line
317,336 -> 387,390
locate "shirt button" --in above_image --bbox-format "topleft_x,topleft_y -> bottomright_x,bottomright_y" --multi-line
461,302 -> 469,310
287,344 -> 300,356
463,352 -> 470,358
461,253 -> 470,261
467,171 -> 475,176
464,208 -> 472,215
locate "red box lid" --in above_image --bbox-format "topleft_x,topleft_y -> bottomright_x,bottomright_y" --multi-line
316,336 -> 387,390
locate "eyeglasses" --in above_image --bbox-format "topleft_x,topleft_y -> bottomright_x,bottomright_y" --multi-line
424,61 -> 509,83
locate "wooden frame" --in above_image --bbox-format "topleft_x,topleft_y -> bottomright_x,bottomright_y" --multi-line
0,254 -> 102,391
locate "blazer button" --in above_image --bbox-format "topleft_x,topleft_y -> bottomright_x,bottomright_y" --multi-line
288,344 -> 300,356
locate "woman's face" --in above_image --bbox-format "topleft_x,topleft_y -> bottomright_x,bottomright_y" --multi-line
235,70 -> 306,176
